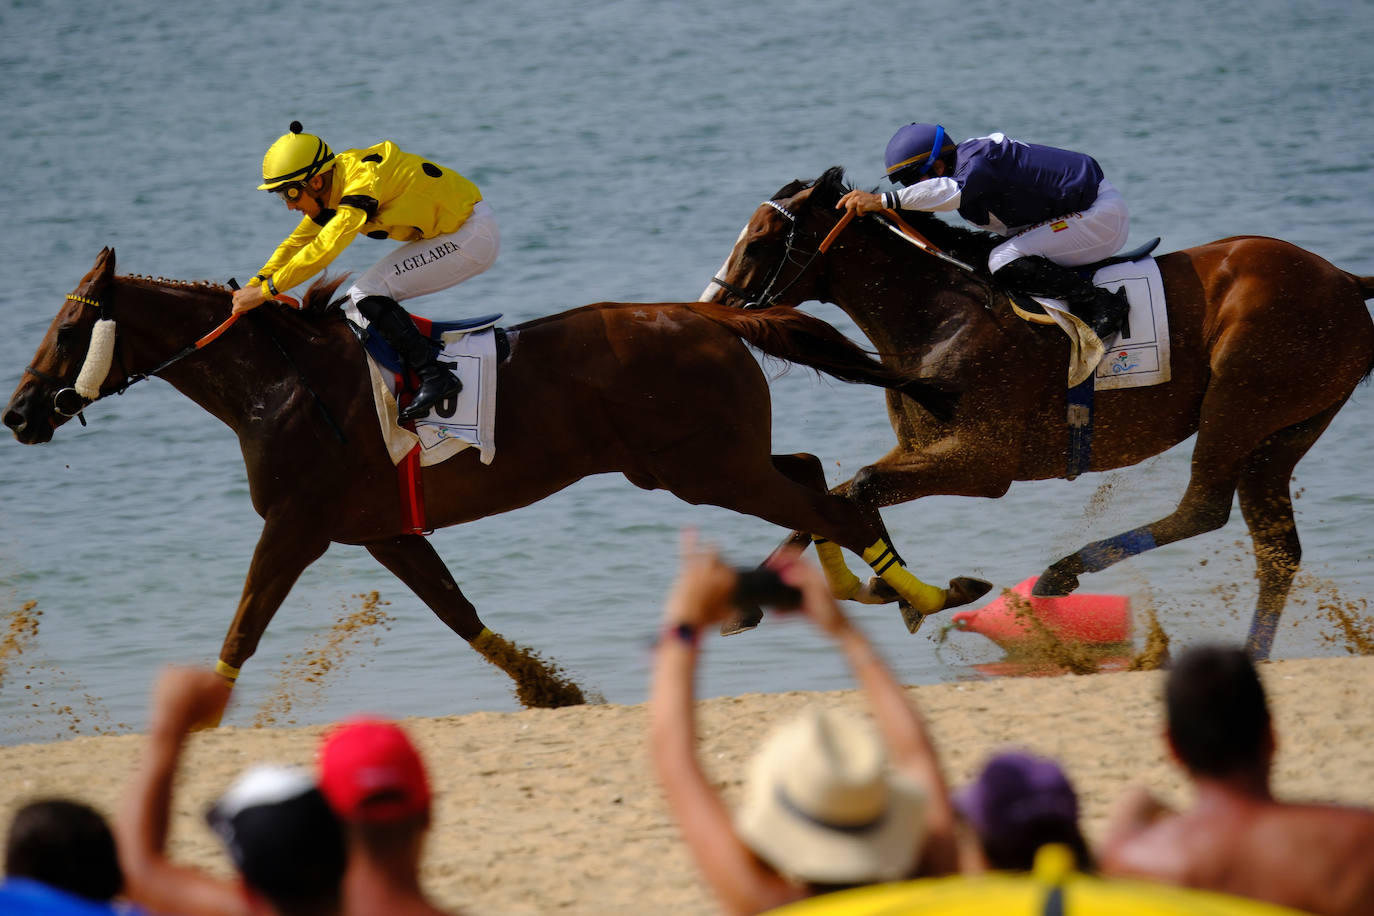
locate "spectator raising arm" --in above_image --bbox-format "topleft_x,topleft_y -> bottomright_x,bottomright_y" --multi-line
115,667 -> 249,916
649,537 -> 803,916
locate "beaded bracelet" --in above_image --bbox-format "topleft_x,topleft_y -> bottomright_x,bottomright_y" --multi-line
658,621 -> 699,648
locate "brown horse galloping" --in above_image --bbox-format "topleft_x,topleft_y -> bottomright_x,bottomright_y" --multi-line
703,166 -> 1374,658
5,248 -> 981,708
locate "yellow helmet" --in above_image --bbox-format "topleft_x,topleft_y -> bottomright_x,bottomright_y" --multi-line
257,121 -> 336,190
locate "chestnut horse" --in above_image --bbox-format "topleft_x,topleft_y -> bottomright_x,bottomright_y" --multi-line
5,247 -> 981,707
703,167 -> 1374,658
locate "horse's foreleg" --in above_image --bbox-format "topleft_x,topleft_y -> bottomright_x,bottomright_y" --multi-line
218,519 -> 331,686
364,535 -> 585,708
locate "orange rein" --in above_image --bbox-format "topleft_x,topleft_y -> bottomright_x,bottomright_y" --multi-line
821,206 -> 974,274
818,208 -> 855,253
196,290 -> 302,349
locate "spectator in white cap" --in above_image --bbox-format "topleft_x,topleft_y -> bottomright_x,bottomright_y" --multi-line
317,717 -> 463,915
206,766 -> 346,916
649,534 -> 959,915
116,667 -> 347,916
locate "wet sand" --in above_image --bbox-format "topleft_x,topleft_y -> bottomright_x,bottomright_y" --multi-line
1,655 -> 1371,915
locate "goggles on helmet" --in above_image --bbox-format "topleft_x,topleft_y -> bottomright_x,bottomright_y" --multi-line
273,182 -> 307,202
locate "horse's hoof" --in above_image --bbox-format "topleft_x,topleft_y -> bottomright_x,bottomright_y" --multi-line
720,605 -> 763,636
942,576 -> 993,610
1031,569 -> 1078,597
899,601 -> 926,634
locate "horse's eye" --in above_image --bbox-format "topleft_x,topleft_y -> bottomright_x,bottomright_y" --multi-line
54,325 -> 81,352
743,235 -> 779,255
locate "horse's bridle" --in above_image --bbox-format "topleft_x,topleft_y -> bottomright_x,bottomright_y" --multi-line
25,285 -> 347,441
709,199 -> 829,310
23,294 -> 130,422
23,291 -> 200,423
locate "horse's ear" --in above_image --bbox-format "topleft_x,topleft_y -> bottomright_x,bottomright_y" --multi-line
95,247 -> 115,272
809,166 -> 850,208
79,247 -> 117,296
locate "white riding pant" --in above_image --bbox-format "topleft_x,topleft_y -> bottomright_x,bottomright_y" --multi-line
346,201 -> 500,308
987,181 -> 1130,273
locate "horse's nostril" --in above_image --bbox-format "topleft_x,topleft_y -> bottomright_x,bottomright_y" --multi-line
3,408 -> 25,432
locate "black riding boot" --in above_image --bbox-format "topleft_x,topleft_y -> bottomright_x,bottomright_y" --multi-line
994,256 -> 1129,341
356,295 -> 461,422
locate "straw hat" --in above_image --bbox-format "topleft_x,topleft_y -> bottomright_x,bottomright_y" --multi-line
736,707 -> 928,884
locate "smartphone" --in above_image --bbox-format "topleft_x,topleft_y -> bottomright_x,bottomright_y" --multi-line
733,568 -> 802,609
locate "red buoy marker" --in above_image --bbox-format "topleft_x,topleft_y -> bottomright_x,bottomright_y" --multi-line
950,576 -> 1131,650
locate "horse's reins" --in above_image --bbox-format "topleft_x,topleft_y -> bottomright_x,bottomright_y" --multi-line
871,209 -> 979,274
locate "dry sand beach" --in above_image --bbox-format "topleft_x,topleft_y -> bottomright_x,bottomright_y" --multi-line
1,655 -> 1371,915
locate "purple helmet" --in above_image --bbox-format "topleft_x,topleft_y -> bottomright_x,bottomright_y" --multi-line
884,123 -> 956,185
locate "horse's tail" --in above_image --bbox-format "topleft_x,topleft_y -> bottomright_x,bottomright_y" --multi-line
689,302 -> 959,422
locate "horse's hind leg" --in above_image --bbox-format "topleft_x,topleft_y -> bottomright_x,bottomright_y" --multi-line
767,453 -> 896,596
1035,377 -> 1344,656
723,453 -> 871,635
364,535 -> 584,708
688,451 -> 985,628
1235,407 -> 1340,658
1034,460 -> 1240,601
1033,388 -> 1254,600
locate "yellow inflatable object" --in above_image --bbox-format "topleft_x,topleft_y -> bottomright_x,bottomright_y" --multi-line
763,844 -> 1311,915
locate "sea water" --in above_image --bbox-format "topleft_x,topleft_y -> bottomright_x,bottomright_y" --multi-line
1,0 -> 1372,743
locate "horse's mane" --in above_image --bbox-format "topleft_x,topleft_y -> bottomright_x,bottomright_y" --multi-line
798,166 -> 1002,275
119,273 -> 350,321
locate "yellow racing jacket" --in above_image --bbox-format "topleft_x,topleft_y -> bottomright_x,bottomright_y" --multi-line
252,141 -> 482,295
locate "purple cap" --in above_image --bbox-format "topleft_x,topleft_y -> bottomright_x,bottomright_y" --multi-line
955,751 -> 1079,838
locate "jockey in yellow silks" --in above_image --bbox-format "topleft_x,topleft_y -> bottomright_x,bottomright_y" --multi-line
231,122 -> 499,421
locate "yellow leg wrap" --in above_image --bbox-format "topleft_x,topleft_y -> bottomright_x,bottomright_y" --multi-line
214,659 -> 240,684
813,537 -> 862,599
861,539 -> 946,614
471,627 -> 497,650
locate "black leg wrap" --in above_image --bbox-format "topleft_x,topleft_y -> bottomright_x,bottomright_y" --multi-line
994,257 -> 1128,341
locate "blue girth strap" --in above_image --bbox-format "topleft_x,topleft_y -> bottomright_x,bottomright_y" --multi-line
1066,374 -> 1094,480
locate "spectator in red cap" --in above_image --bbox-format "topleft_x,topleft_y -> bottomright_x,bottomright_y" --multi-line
116,667 -> 347,916
955,750 -> 1093,873
317,718 -> 461,916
